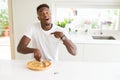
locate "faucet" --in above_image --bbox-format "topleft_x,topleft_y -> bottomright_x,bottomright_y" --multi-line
100,23 -> 103,35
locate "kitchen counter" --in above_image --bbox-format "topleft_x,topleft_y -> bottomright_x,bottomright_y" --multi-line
71,31 -> 120,44
1,59 -> 120,80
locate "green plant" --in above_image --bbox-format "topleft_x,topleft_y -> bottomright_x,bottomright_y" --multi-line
57,21 -> 67,28
56,18 -> 73,28
0,9 -> 9,29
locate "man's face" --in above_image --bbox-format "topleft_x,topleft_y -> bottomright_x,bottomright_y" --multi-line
37,7 -> 51,25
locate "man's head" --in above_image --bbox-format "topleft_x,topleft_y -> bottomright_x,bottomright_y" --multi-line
37,4 -> 51,26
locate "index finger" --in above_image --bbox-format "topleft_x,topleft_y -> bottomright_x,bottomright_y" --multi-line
51,32 -> 55,34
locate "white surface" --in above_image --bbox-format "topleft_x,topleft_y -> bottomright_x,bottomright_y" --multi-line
72,34 -> 120,44
83,44 -> 120,62
0,60 -> 120,80
0,37 -> 10,45
55,0 -> 120,8
71,31 -> 120,44
0,37 -> 11,60
58,44 -> 84,61
0,46 -> 11,60
58,43 -> 120,62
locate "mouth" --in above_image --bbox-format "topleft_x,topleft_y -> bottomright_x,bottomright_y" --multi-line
45,18 -> 49,21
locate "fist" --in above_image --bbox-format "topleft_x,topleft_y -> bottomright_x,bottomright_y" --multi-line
33,49 -> 41,61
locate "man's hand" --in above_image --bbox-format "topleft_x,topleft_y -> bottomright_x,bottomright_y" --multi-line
51,31 -> 64,39
33,49 -> 41,61
51,31 -> 77,56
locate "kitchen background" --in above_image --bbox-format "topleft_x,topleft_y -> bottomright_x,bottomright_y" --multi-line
1,0 -> 120,62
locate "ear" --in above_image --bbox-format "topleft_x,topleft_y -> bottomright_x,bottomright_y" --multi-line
37,17 -> 40,20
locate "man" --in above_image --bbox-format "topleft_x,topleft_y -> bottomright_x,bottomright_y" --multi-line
17,4 -> 77,61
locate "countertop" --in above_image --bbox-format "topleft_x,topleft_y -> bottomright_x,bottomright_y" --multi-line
71,30 -> 120,44
1,59 -> 120,80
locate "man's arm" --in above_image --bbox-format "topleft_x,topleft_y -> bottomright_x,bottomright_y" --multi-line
17,35 -> 34,53
51,31 -> 77,56
61,35 -> 77,56
17,35 -> 41,61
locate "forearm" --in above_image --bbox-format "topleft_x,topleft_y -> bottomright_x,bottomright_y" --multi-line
62,38 -> 77,56
51,31 -> 77,55
17,45 -> 41,61
17,46 -> 36,54
17,35 -> 36,54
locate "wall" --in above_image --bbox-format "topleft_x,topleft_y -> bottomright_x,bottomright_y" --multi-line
55,0 -> 120,8
12,0 -> 53,59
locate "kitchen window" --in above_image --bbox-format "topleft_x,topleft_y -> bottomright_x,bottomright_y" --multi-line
54,0 -> 120,33
56,8 -> 120,32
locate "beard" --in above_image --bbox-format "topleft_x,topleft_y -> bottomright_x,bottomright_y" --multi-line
41,22 -> 52,31
45,23 -> 51,26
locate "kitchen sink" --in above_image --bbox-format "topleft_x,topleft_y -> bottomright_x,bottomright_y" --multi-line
92,36 -> 116,40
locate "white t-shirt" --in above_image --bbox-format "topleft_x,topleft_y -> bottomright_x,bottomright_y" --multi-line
24,22 -> 70,61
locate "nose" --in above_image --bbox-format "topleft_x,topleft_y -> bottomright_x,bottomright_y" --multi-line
42,12 -> 48,17
44,14 -> 48,18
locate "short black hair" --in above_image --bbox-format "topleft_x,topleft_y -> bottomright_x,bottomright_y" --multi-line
37,4 -> 49,12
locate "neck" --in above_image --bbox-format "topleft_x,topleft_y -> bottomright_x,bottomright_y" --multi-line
41,23 -> 52,31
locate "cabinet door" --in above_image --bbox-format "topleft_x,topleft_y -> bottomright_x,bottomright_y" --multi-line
83,44 -> 120,62
58,44 -> 84,61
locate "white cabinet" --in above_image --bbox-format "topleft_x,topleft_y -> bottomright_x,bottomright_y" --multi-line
83,44 -> 120,62
58,44 -> 84,61
58,43 -> 120,62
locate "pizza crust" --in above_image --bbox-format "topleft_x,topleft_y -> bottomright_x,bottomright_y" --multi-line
26,60 -> 51,71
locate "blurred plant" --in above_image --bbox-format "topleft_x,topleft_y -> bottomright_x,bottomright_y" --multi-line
0,9 -> 9,37
0,9 -> 9,29
91,21 -> 99,29
56,18 -> 73,28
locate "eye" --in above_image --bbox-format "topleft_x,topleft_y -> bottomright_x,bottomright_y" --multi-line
39,12 -> 44,16
46,12 -> 48,14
